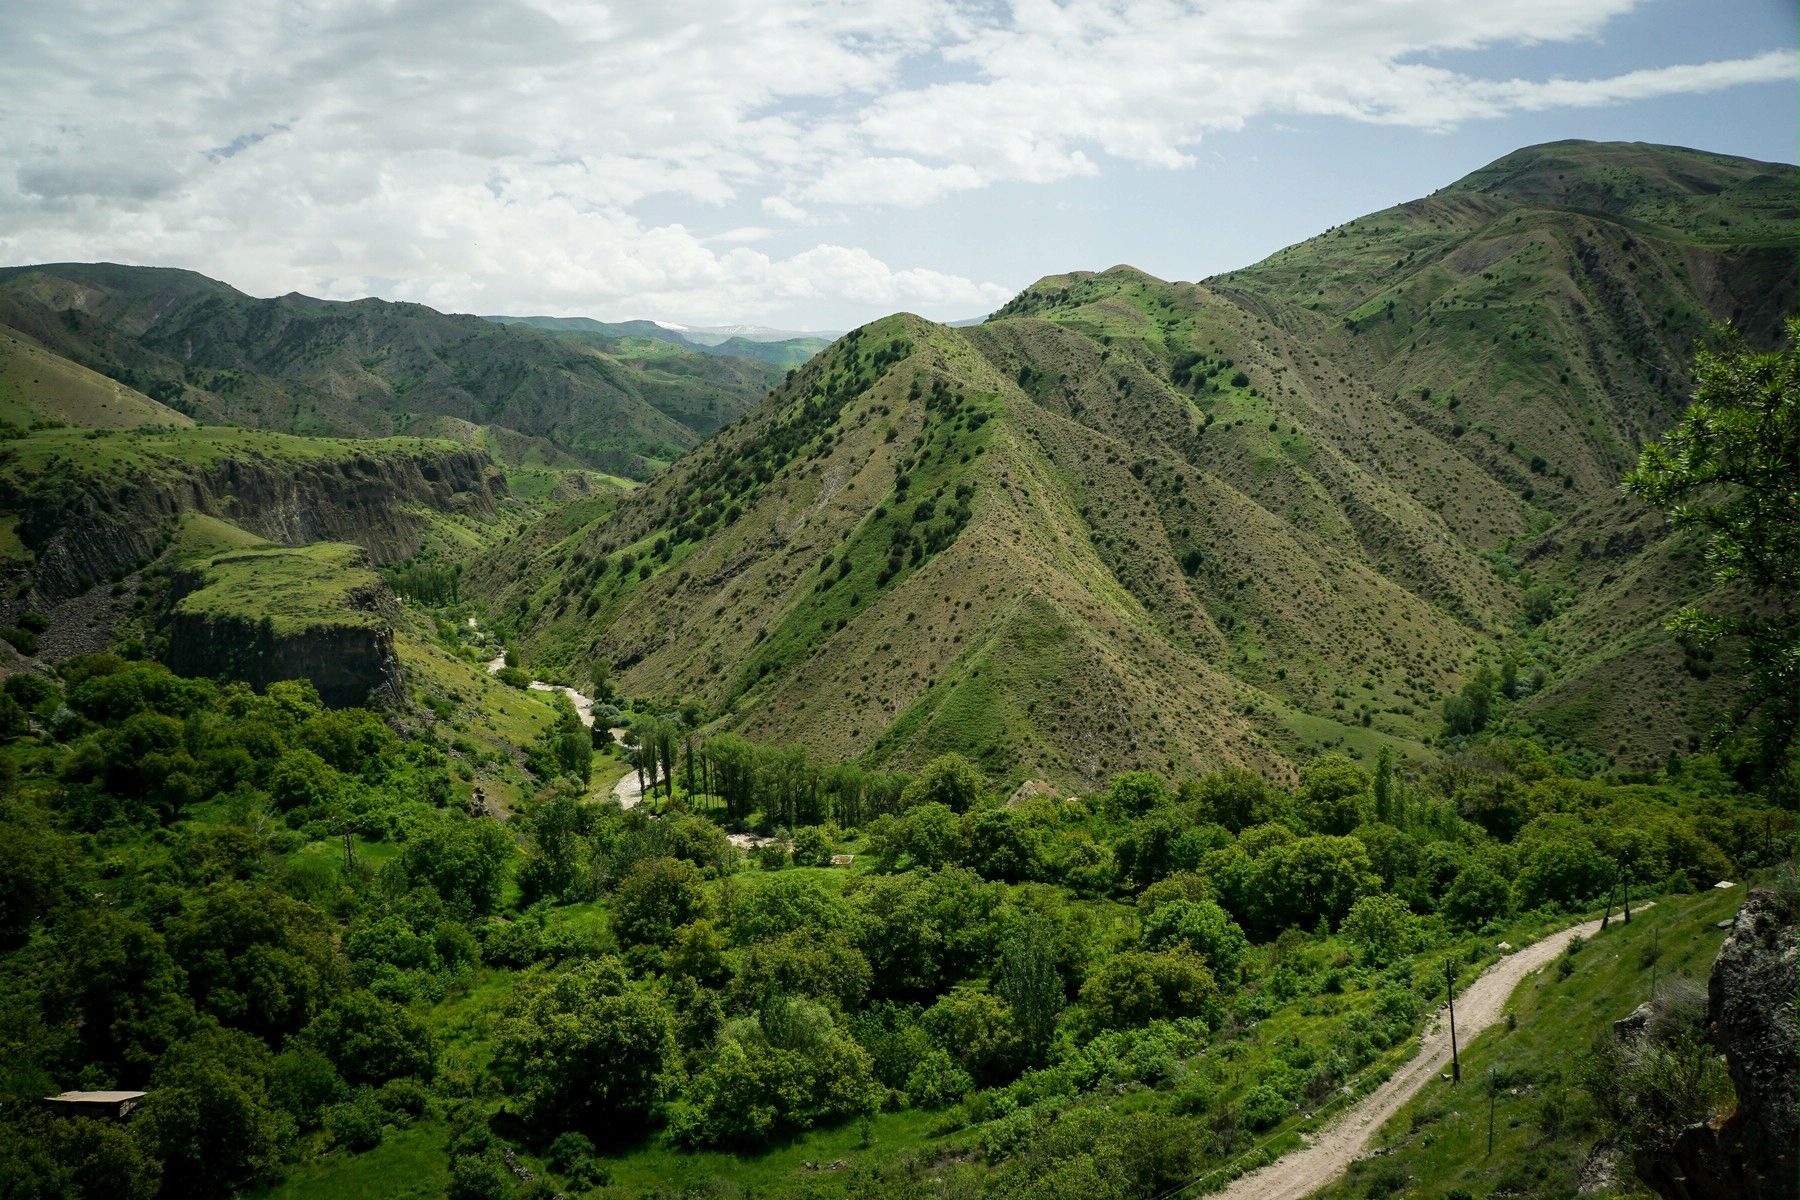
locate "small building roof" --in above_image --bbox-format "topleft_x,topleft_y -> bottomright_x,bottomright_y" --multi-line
46,1091 -> 147,1103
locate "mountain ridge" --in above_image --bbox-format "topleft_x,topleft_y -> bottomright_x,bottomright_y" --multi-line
481,140 -> 1795,785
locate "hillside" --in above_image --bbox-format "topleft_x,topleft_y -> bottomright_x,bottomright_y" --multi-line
481,141 -> 1796,786
0,324 -> 193,430
488,314 -> 831,368
0,265 -> 787,477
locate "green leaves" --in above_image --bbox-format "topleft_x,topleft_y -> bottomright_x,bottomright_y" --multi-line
1625,320 -> 1798,776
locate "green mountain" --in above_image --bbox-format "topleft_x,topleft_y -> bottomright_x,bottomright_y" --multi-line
488,313 -> 833,368
0,264 -> 786,478
481,141 -> 1796,786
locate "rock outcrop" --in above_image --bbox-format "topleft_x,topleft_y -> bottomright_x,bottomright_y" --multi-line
8,442 -> 502,605
164,543 -> 407,708
167,605 -> 405,708
1634,886 -> 1798,1200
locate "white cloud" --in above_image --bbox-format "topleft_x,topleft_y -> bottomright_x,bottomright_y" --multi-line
0,0 -> 1786,323
760,195 -> 811,223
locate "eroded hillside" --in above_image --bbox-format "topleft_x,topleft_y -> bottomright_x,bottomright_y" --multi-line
481,141 -> 1796,785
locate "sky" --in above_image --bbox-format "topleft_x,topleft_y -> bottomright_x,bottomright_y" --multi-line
1,0 -> 1792,330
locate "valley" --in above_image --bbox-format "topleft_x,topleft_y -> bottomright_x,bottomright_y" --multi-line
0,140 -> 1791,1200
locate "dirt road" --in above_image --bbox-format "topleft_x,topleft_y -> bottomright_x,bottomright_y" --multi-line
484,653 -> 596,728
1209,906 -> 1649,1200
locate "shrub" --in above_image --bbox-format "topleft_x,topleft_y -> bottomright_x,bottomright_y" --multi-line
1240,1084 -> 1290,1131
323,1091 -> 385,1152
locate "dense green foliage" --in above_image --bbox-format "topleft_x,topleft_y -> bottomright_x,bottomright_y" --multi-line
1625,319 -> 1798,782
0,650 -> 1786,1199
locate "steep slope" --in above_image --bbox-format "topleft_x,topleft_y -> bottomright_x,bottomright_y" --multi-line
0,324 -> 193,430
478,142 -> 1795,785
0,264 -> 783,477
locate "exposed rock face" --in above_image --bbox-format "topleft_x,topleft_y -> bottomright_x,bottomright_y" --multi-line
1634,887 -> 1798,1200
11,445 -> 501,604
166,571 -> 405,708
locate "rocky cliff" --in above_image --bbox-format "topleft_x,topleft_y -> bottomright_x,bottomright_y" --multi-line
1,431 -> 503,606
1634,885 -> 1798,1200
165,542 -> 407,708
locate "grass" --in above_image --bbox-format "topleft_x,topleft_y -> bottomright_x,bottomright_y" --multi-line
0,324 -> 194,430
257,1124 -> 450,1200
174,543 -> 387,636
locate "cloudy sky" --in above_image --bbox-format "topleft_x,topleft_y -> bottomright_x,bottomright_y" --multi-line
2,1 -> 1792,329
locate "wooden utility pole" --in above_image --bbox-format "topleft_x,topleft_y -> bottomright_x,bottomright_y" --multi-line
1445,959 -> 1462,1083
1487,1068 -> 1497,1157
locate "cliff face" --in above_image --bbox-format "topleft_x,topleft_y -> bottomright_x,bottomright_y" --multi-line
9,443 -> 502,605
1634,886 -> 1799,1200
166,608 -> 405,708
165,544 -> 407,708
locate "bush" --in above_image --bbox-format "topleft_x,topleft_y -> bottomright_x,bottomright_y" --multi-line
1240,1084 -> 1290,1131
324,1091 -> 386,1152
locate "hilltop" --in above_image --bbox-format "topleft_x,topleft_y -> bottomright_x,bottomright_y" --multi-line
481,141 -> 1796,785
0,264 -> 794,477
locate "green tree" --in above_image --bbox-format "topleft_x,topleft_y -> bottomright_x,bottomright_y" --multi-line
899,753 -> 986,813
1625,321 -> 1798,780
492,958 -> 677,1137
1298,755 -> 1371,834
1339,893 -> 1418,965
995,914 -> 1065,1066
302,992 -> 435,1086
400,818 -> 513,917
1103,771 -> 1171,818
962,807 -> 1045,881
1442,862 -> 1511,929
1139,898 -> 1249,986
923,989 -> 1021,1085
1078,948 -> 1222,1032
136,1039 -> 280,1200
165,884 -> 345,1042
612,856 -> 709,948
45,911 -> 193,1077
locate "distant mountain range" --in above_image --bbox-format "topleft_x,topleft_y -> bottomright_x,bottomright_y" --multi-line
485,314 -> 836,368
0,265 -> 809,477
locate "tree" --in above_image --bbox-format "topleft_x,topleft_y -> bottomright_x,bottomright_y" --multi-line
900,753 -> 986,813
866,803 -> 962,871
302,991 -> 435,1086
44,911 -> 192,1078
1078,948 -> 1221,1031
1297,755 -> 1371,834
1340,893 -> 1418,966
492,958 -> 677,1137
400,818 -> 513,917
1139,899 -> 1249,986
923,989 -> 1021,1085
1372,745 -> 1397,824
995,914 -> 1064,1066
136,1039 -> 280,1200
1625,321 -> 1798,780
730,874 -> 851,945
165,884 -> 345,1042
1442,863 -> 1510,929
666,1011 -> 878,1149
612,856 -> 709,948
1188,768 -> 1280,833
962,808 -> 1045,881
1103,771 -> 1171,819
